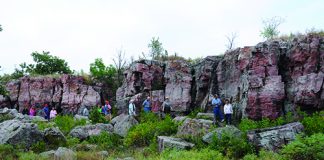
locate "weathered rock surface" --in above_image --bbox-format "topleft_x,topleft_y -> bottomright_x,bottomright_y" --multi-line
40,150 -> 56,159
177,118 -> 213,137
158,136 -> 195,152
112,114 -> 138,137
202,125 -> 242,144
173,116 -> 188,123
44,127 -> 67,147
196,112 -> 214,120
54,147 -> 76,160
0,120 -> 43,148
247,122 -> 304,151
0,108 -> 47,122
69,123 -> 113,140
2,75 -> 101,114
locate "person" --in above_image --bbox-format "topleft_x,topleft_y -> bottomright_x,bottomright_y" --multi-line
43,103 -> 50,120
151,96 -> 159,113
50,107 -> 57,119
82,107 -> 89,117
97,103 -> 102,113
128,99 -> 136,116
103,100 -> 112,120
162,97 -> 172,115
22,105 -> 29,115
142,96 -> 151,113
29,106 -> 36,117
211,94 -> 224,124
224,99 -> 233,125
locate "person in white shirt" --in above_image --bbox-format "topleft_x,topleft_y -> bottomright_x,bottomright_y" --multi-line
224,99 -> 233,125
129,99 -> 136,116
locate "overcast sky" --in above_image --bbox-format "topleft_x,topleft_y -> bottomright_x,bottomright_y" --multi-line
0,0 -> 323,74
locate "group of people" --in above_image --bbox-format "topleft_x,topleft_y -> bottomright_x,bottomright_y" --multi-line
211,94 -> 233,125
128,96 -> 172,117
127,94 -> 233,125
21,102 -> 58,120
89,100 -> 112,120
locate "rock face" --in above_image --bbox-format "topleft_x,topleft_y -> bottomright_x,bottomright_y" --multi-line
177,118 -> 213,137
247,122 -> 304,151
0,120 -> 43,148
202,125 -> 242,144
116,35 -> 323,120
1,75 -> 101,114
69,123 -> 113,140
158,136 -> 195,152
111,114 -> 138,137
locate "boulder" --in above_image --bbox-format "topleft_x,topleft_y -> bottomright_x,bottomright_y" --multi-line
247,122 -> 304,151
0,120 -> 43,148
96,151 -> 109,159
0,95 -> 10,108
202,125 -> 242,144
112,114 -> 138,137
177,118 -> 213,137
74,114 -> 89,121
69,123 -> 113,140
0,108 -> 18,122
173,116 -> 188,123
54,147 -> 76,160
44,127 -> 67,147
40,150 -> 56,159
158,136 -> 195,152
196,113 -> 214,120
74,144 -> 98,151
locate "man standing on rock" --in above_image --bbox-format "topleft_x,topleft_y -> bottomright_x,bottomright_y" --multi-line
142,96 -> 151,113
211,94 -> 224,124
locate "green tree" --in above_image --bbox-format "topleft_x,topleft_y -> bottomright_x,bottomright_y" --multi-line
148,37 -> 165,60
0,24 -> 2,32
260,17 -> 284,40
90,58 -> 117,87
28,51 -> 72,75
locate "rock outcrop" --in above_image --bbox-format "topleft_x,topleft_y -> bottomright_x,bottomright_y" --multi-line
0,119 -> 43,148
54,147 -> 77,160
202,125 -> 242,144
158,136 -> 195,152
177,118 -> 213,137
0,75 -> 101,114
44,127 -> 67,147
111,114 -> 138,137
116,35 -> 323,120
247,122 -> 304,151
69,123 -> 113,140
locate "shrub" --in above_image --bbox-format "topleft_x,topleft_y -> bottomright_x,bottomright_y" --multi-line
281,133 -> 324,160
124,114 -> 177,147
87,132 -> 122,150
34,121 -> 56,131
66,136 -> 80,148
238,118 -> 258,132
89,108 -> 107,124
210,131 -> 255,159
54,115 -> 86,135
160,148 -> 226,160
301,111 -> 324,135
0,144 -> 18,160
18,152 -> 46,160
0,114 -> 13,123
30,141 -> 46,153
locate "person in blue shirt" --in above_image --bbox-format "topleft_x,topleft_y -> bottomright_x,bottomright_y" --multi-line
142,96 -> 151,113
211,94 -> 224,124
43,103 -> 50,120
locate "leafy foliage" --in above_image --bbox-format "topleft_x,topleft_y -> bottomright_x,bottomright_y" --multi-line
30,141 -> 46,153
0,144 -> 18,160
260,16 -> 284,40
160,148 -> 226,160
27,51 -> 72,75
124,113 -> 178,147
281,133 -> 324,160
89,108 -> 107,124
54,115 -> 86,135
301,111 -> 324,135
210,132 -> 255,159
243,150 -> 284,160
87,132 -> 122,150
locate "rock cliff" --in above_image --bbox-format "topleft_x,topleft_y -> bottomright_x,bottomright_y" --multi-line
117,34 -> 324,119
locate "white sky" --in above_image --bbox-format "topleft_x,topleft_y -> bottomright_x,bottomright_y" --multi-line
0,0 -> 323,74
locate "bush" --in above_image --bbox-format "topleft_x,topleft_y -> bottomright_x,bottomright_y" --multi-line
160,148 -> 226,160
18,152 -> 46,160
281,133 -> 324,160
54,115 -> 86,135
30,141 -> 46,153
210,131 -> 255,159
238,118 -> 259,132
0,144 -> 18,160
34,121 -> 56,131
66,136 -> 80,148
124,114 -> 177,147
89,108 -> 107,124
87,132 -> 122,150
301,111 -> 324,135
